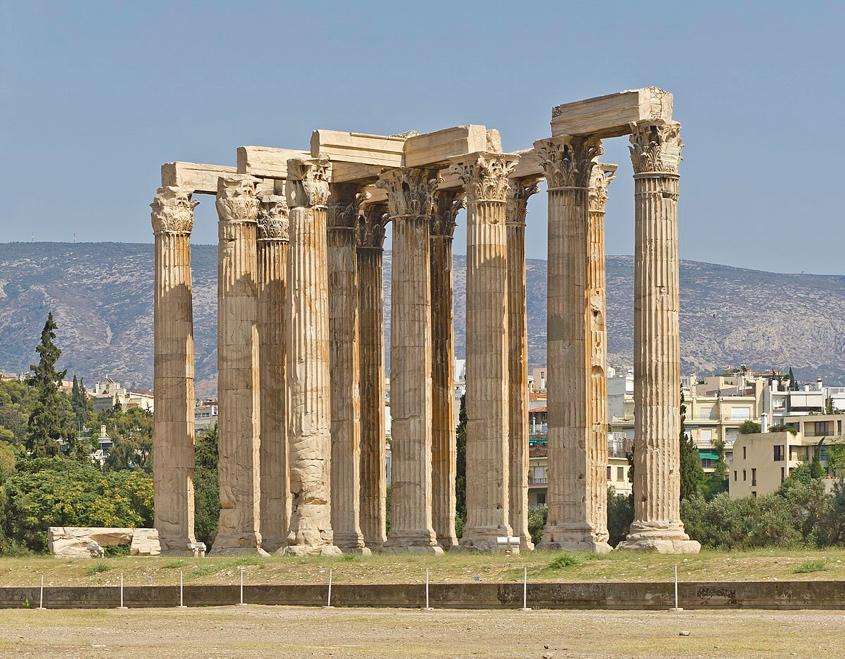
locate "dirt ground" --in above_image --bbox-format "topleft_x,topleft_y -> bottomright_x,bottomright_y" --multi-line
0,606 -> 842,657
3,548 -> 845,589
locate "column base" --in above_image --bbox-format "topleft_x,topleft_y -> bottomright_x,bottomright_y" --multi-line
616,522 -> 701,554
519,536 -> 535,552
334,532 -> 370,554
281,544 -> 343,557
437,535 -> 459,552
383,532 -> 444,554
538,525 -> 612,554
458,528 -> 518,553
261,537 -> 286,554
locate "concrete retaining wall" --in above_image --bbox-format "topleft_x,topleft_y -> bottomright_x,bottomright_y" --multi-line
1,581 -> 844,610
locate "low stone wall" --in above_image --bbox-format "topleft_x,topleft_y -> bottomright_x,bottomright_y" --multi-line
1,581 -> 844,610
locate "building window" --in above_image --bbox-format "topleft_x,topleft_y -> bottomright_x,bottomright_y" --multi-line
773,445 -> 784,462
743,446 -> 747,460
815,421 -> 832,436
743,469 -> 747,481
781,467 -> 785,483
751,491 -> 757,498
751,468 -> 757,486
607,466 -> 612,480
734,470 -> 737,482
536,492 -> 546,506
731,407 -> 751,420
617,466 -> 625,481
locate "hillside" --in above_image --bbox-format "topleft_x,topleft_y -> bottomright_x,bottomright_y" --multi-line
2,242 -> 844,396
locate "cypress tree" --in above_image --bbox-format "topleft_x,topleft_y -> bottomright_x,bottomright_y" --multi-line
25,313 -> 77,458
454,394 -> 468,520
679,390 -> 704,500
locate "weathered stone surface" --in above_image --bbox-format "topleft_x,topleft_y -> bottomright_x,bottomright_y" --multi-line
311,130 -> 405,167
378,167 -> 442,554
357,203 -> 388,549
451,153 -> 517,552
430,190 -> 462,550
284,158 -> 341,556
161,162 -> 237,194
48,528 -> 160,558
617,120 -> 699,554
405,126 -> 501,167
237,146 -> 309,179
535,137 -> 610,553
505,177 -> 539,551
151,186 -> 197,553
257,195 -> 290,553
212,176 -> 267,556
550,87 -> 673,139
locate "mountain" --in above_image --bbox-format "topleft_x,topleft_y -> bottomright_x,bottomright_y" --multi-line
2,242 -> 845,396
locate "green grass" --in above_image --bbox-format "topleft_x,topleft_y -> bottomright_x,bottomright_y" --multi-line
85,562 -> 112,576
548,552 -> 581,569
793,560 -> 827,574
162,559 -> 185,569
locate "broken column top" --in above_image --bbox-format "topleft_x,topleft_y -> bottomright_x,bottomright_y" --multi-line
551,87 -> 673,139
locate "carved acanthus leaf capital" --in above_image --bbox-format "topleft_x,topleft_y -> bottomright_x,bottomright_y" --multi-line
431,189 -> 464,238
287,158 -> 331,208
215,177 -> 258,223
257,195 -> 289,241
506,177 -> 541,227
376,167 -> 440,219
535,136 -> 603,189
588,165 -> 616,213
357,202 -> 388,250
450,153 -> 518,204
629,120 -> 682,175
151,186 -> 198,235
327,183 -> 362,230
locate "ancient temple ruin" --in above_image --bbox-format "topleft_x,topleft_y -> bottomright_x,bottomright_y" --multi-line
150,88 -> 700,556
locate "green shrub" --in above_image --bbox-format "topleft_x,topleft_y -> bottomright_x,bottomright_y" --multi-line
527,505 -> 547,546
794,560 -> 826,574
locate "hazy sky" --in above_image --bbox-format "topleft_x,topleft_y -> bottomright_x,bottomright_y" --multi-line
2,1 -> 843,274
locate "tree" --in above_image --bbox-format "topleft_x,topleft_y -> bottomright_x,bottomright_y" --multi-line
193,424 -> 219,547
70,375 -> 91,432
25,314 -> 77,458
788,367 -> 799,391
826,444 -> 845,478
454,394 -> 468,524
104,407 -> 153,473
738,420 -> 761,434
679,390 -> 704,500
607,487 -> 634,546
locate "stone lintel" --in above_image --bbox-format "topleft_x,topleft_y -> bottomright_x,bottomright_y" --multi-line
404,125 -> 501,168
161,161 -> 237,194
551,87 -> 673,139
311,129 -> 406,168
236,146 -> 309,179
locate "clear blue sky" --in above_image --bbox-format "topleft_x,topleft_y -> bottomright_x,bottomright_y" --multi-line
2,1 -> 843,273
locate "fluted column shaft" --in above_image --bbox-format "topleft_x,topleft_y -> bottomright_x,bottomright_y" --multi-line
257,195 -> 289,553
213,176 -> 264,555
378,167 -> 442,553
536,137 -> 610,552
587,166 -> 615,545
430,191 -> 461,550
453,153 -> 517,550
285,158 -> 340,556
357,205 -> 387,549
619,121 -> 699,554
328,185 -> 366,552
151,186 -> 197,553
506,179 -> 539,551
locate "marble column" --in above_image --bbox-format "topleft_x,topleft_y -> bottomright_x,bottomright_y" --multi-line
213,176 -> 266,555
452,153 -> 518,551
430,189 -> 462,550
357,203 -> 388,549
535,137 -> 610,552
284,158 -> 341,556
505,177 -> 539,552
377,167 -> 443,554
586,165 -> 615,548
151,186 -> 198,553
327,184 -> 368,553
618,121 -> 700,554
256,194 -> 289,553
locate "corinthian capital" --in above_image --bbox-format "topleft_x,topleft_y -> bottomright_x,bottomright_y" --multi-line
629,120 -> 682,175
257,195 -> 289,241
431,189 -> 464,238
506,177 -> 540,227
450,153 -> 518,204
287,157 -> 331,208
150,186 -> 198,235
534,136 -> 603,189
216,177 -> 258,223
588,164 -> 617,213
327,183 -> 360,230
376,167 -> 440,219
357,202 -> 388,250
